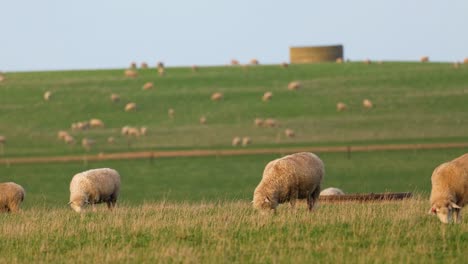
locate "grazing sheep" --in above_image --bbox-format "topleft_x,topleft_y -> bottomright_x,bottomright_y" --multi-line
281,62 -> 289,68
231,59 -> 239,66
254,118 -> 264,127
285,129 -> 295,138
336,102 -> 347,112
242,137 -> 252,147
199,116 -> 207,124
124,69 -> 138,78
64,135 -> 75,145
453,62 -> 461,69
140,127 -> 148,136
43,91 -> 52,101
429,153 -> 468,224
464,58 -> 468,64
121,126 -> 140,137
142,82 -> 154,90
192,65 -> 199,72
262,92 -> 273,102
140,62 -> 148,69
336,57 -> 344,64
107,137 -> 115,144
168,108 -> 175,118
264,118 -> 278,128
420,56 -> 429,63
364,59 -> 371,64
0,182 -> 25,213
89,118 -> 104,128
250,59 -> 259,65
158,67 -> 165,76
57,130 -> 70,140
320,187 -> 345,196
157,62 -> 165,69
362,99 -> 373,109
0,135 -> 5,144
253,152 -> 324,212
211,92 -> 223,101
71,121 -> 90,131
125,102 -> 137,112
287,81 -> 301,91
69,168 -> 121,213
110,93 -> 120,102
81,138 -> 95,151
129,62 -> 137,69
232,137 -> 241,146
0,73 -> 4,82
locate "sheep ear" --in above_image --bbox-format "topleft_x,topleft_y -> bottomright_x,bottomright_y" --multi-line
428,208 -> 436,215
451,202 -> 461,209
67,201 -> 72,205
264,197 -> 270,203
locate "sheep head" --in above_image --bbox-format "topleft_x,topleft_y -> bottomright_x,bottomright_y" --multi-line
429,202 -> 461,224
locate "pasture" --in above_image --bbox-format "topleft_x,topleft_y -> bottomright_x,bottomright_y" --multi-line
1,62 -> 468,262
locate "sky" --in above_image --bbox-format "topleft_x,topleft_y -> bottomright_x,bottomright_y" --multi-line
1,0 -> 467,72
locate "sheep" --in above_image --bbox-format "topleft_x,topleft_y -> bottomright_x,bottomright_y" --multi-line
168,108 -> 175,118
140,127 -> 148,136
125,102 -> 137,112
287,81 -> 301,91
281,62 -> 289,68
264,118 -> 278,128
110,93 -> 120,102
336,102 -> 347,112
285,128 -> 295,138
140,62 -> 148,69
68,168 -> 121,213
453,62 -> 461,69
232,137 -> 241,146
43,91 -> 52,101
253,152 -> 324,212
142,82 -> 154,90
0,73 -> 4,82
336,57 -> 344,64
254,118 -> 264,127
64,135 -> 75,145
158,67 -> 165,76
107,137 -> 115,144
0,182 -> 25,213
0,135 -> 5,144
320,187 -> 345,196
89,118 -> 104,128
429,153 -> 468,224
192,65 -> 199,72
420,56 -> 429,63
71,121 -> 90,131
81,138 -> 95,151
363,59 -> 371,65
464,58 -> 468,64
57,130 -> 70,140
121,126 -> 140,137
362,99 -> 373,109
129,62 -> 137,69
199,116 -> 207,124
231,59 -> 239,66
242,137 -> 251,147
262,92 -> 273,102
250,59 -> 259,65
157,62 -> 165,69
211,92 -> 223,101
124,69 -> 138,78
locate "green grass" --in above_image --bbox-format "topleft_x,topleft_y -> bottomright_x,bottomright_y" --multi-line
1,62 -> 468,157
0,199 -> 466,263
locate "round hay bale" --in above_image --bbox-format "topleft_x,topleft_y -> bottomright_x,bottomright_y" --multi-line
290,45 -> 344,64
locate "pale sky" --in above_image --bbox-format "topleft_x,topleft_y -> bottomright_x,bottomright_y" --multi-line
1,0 -> 467,72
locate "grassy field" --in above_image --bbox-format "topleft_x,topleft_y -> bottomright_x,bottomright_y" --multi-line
1,62 -> 468,157
1,63 -> 468,263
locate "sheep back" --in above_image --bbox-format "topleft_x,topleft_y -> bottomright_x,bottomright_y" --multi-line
0,182 -> 25,212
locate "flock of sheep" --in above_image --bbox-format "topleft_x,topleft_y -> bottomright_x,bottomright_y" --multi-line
1,151 -> 467,224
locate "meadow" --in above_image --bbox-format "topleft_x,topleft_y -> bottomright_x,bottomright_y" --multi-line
0,62 -> 468,263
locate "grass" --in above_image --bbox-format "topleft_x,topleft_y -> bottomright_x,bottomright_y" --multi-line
1,62 -> 468,157
0,199 -> 466,263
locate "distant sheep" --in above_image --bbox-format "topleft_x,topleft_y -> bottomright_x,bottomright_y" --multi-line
250,59 -> 259,65
420,56 -> 429,63
262,92 -> 273,102
157,62 -> 165,69
285,129 -> 295,138
158,67 -> 165,76
281,62 -> 289,68
129,62 -> 137,69
110,93 -> 120,102
336,102 -> 347,112
362,99 -> 373,109
168,108 -> 175,118
140,127 -> 148,136
81,138 -> 95,151
64,135 -> 75,145
0,73 -> 4,82
232,137 -> 241,146
121,126 -> 140,137
89,118 -> 104,128
0,182 -> 25,213
107,137 -> 115,144
124,69 -> 138,78
231,59 -> 239,66
287,81 -> 301,91
43,91 -> 52,101
254,118 -> 264,127
429,153 -> 468,224
464,58 -> 468,64
320,187 -> 345,196
0,135 -> 5,144
143,82 -> 154,90
364,59 -> 371,64
211,92 -> 223,101
69,168 -> 120,213
192,65 -> 199,72
199,116 -> 207,124
57,130 -> 70,140
264,118 -> 278,128
140,62 -> 148,69
71,121 -> 90,131
125,102 -> 137,112
253,152 -> 324,212
336,58 -> 344,64
242,137 -> 251,147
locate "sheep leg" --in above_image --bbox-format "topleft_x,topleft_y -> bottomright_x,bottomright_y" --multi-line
453,209 -> 462,224
8,203 -> 19,213
92,204 -> 97,212
289,190 -> 298,209
307,186 -> 321,211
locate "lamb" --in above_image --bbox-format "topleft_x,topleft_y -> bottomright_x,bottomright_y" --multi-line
320,187 -> 345,196
125,102 -> 137,112
68,168 -> 121,213
285,128 -> 295,138
253,152 -> 324,212
287,81 -> 301,91
232,137 -> 241,146
242,137 -> 251,147
264,118 -> 278,128
254,118 -> 264,127
429,153 -> 468,224
89,118 -> 104,128
64,135 -> 75,145
142,82 -> 154,90
262,92 -> 273,102
336,102 -> 347,112
140,126 -> 148,136
362,99 -> 373,109
110,93 -> 120,102
420,56 -> 429,63
43,91 -> 52,101
0,182 -> 25,213
211,92 -> 223,101
124,69 -> 138,78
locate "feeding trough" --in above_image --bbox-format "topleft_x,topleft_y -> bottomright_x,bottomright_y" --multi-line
319,192 -> 412,202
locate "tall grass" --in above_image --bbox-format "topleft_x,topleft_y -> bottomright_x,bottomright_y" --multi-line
0,198 -> 466,263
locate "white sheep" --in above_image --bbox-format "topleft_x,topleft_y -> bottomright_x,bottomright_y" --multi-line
140,62 -> 149,69
125,102 -> 137,112
336,58 -> 344,64
253,152 -> 324,212
211,92 -> 223,101
0,135 -> 5,144
264,118 -> 278,128
254,118 -> 264,127
69,168 -> 121,213
140,127 -> 148,136
250,59 -> 259,65
284,129 -> 295,138
336,102 -> 347,112
199,116 -> 207,124
57,130 -> 70,140
81,138 -> 95,151
242,137 -> 251,147
232,137 -> 241,147
231,59 -> 239,66
0,73 -> 4,82
429,153 -> 468,224
64,135 -> 75,145
287,81 -> 301,91
420,56 -> 429,63
362,99 -> 373,109
43,91 -> 52,101
143,82 -> 154,90
0,182 -> 25,213
124,69 -> 138,78
89,118 -> 104,128
110,93 -> 120,102
262,92 -> 273,102
320,187 -> 345,196
168,108 -> 175,118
